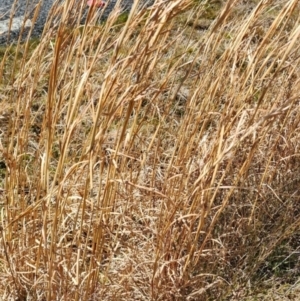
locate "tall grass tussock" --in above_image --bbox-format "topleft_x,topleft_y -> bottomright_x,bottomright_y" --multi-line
0,0 -> 299,300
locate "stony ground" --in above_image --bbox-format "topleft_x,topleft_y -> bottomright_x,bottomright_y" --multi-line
0,0 -> 153,44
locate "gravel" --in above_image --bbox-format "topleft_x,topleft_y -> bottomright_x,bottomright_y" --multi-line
0,0 -> 153,44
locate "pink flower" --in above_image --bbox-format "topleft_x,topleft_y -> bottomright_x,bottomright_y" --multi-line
87,0 -> 106,8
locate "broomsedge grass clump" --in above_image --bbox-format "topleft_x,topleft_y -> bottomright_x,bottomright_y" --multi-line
0,0 -> 300,300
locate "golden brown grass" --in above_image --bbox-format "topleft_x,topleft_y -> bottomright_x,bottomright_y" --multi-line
0,0 -> 299,300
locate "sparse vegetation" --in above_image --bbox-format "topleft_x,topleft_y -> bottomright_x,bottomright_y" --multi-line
0,0 -> 299,300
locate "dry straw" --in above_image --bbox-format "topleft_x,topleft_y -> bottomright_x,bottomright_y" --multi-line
0,0 -> 299,300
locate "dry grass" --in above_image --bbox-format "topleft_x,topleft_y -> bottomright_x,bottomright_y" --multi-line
0,0 -> 299,300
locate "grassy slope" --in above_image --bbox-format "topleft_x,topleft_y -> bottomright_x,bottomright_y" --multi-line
0,0 -> 299,300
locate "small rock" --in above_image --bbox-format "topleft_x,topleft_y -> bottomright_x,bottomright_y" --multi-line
0,16 -> 32,36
